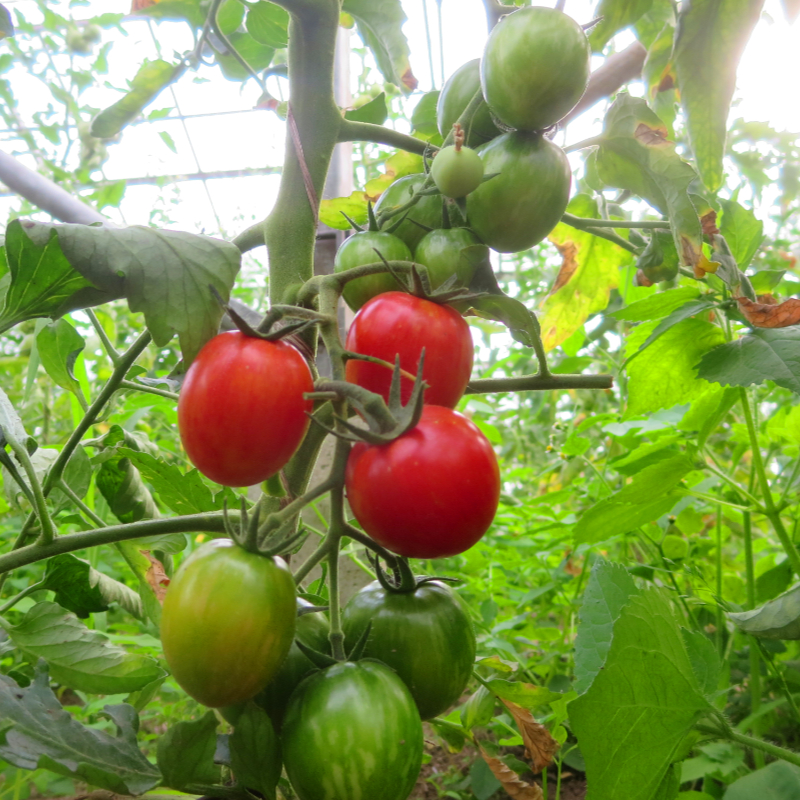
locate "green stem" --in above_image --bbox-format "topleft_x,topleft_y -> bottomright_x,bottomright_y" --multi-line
703,457 -> 762,508
257,477 -> 336,539
57,479 -> 105,528
695,723 -> 800,769
0,580 -> 46,614
233,219 -> 267,253
86,308 -> 120,364
6,434 -> 55,545
560,215 -> 640,254
0,512 -> 232,575
674,489 -> 751,512
339,121 -> 429,155
466,373 -> 613,394
118,380 -> 179,402
715,505 -> 724,657
739,387 -> 800,576
562,213 -> 669,230
743,509 -> 763,764
342,523 -> 398,566
293,535 -> 332,584
563,135 -> 605,153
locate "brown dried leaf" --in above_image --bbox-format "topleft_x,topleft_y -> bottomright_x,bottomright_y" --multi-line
635,268 -> 654,287
737,296 -> 800,328
546,241 -> 579,297
401,67 -> 418,92
634,122 -> 669,147
143,551 -> 170,603
501,700 -> 559,773
701,210 -> 719,236
756,293 -> 777,305
478,747 -> 544,800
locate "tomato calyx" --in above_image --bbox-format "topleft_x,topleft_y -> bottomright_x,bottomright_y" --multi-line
370,552 -> 462,596
294,620 -> 374,667
222,495 -> 308,556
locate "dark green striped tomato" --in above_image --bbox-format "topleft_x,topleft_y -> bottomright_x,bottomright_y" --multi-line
282,661 -> 423,800
374,174 -> 443,251
161,539 -> 296,708
342,581 -> 476,720
255,599 -> 330,728
414,227 -> 482,289
431,145 -> 484,199
334,231 -> 411,311
437,59 -> 501,146
467,131 -> 571,253
481,7 -> 590,132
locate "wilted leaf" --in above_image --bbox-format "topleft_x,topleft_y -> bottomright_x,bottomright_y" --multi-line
92,60 -> 185,138
0,664 -> 160,795
673,0 -> 764,192
501,700 -> 559,772
478,747 -> 543,800
728,583 -> 800,639
736,296 -> 800,328
143,552 -> 170,604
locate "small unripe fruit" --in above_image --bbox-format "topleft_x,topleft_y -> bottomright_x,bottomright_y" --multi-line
431,145 -> 484,198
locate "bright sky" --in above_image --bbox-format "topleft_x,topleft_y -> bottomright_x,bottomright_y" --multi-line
1,0 -> 798,238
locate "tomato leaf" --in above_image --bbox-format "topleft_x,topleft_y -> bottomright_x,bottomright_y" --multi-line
460,685 -> 496,730
673,0 -> 764,193
724,760 -> 800,799
245,1 -> 289,48
696,326 -> 800,395
573,560 -> 640,694
35,319 -> 86,403
411,90 -> 440,137
588,0 -> 655,52
469,293 -> 543,350
344,92 -> 388,125
624,316 -> 725,417
728,583 -> 800,640
342,0 -> 417,92
501,700 -> 559,773
612,286 -> 701,322
3,220 -> 240,364
229,704 -> 282,800
42,553 -> 144,620
569,588 -> 711,800
0,663 -> 161,795
541,194 -> 628,351
157,711 -> 221,792
477,745 -> 544,800
719,199 -> 763,270
0,602 -> 165,694
319,191 -> 369,230
213,32 -> 275,81
483,680 -> 564,710
91,59 -> 185,138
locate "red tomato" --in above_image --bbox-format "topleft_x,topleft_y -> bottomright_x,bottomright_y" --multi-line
345,405 -> 500,558
344,292 -> 473,409
178,331 -> 313,486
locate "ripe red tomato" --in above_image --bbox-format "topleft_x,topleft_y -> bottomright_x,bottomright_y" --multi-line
345,292 -> 473,409
345,405 -> 500,558
178,331 -> 313,487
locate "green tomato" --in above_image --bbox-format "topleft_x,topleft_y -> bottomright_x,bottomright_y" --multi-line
282,661 -> 423,800
374,174 -> 444,251
342,580 -> 476,720
437,59 -> 501,146
414,227 -> 482,289
334,231 -> 411,310
160,539 -> 296,708
430,145 -> 484,199
255,599 -> 330,728
466,131 -> 571,253
481,7 -> 590,131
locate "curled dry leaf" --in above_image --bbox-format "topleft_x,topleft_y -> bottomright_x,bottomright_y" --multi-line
143,551 -> 170,603
635,268 -> 654,287
478,746 -> 544,800
501,699 -> 560,773
546,241 -> 579,297
701,210 -> 719,236
693,253 -> 720,279
737,296 -> 800,328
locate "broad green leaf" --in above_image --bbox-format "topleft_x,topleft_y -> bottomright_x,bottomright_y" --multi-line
411,90 -> 440,137
14,221 -> 240,364
120,448 -> 236,515
214,32 -> 274,81
719,199 -> 763,270
43,553 -> 143,620
569,588 -> 710,800
612,286 -> 701,322
430,718 -> 468,753
0,664 -> 160,795
679,385 -> 738,447
469,293 -> 543,349
345,92 -> 388,125
625,316 -> 725,417
1,603 -> 164,694
91,60 -> 185,138
574,493 -> 682,546
728,583 -> 800,639
217,0 -> 245,34
245,1 -> 289,48
673,0 -> 764,192
724,760 -> 800,799
35,319 -> 85,402
614,452 -> 699,502
343,0 -> 417,92
696,326 -> 800,395
681,629 -> 721,697
591,95 -> 704,269
541,194 -> 628,351
483,680 -> 565,709
51,444 -> 92,512
589,0 -> 655,51
573,560 -> 639,694
230,705 -> 282,799
461,685 -> 496,730
319,191 -> 369,230
157,712 -> 221,791
0,4 -> 13,39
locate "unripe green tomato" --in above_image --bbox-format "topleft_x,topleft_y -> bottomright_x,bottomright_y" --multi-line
374,174 -> 444,251
334,231 -> 411,311
430,145 -> 484,199
414,227 -> 482,289
481,7 -> 590,131
466,131 -> 571,253
437,59 -> 501,147
662,534 -> 689,561
160,539 -> 296,708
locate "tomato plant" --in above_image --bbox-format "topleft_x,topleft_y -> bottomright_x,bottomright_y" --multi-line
160,539 -> 296,708
177,331 -> 313,487
342,577 -> 476,720
282,660 -> 423,800
346,405 -> 501,559
345,291 -> 473,408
